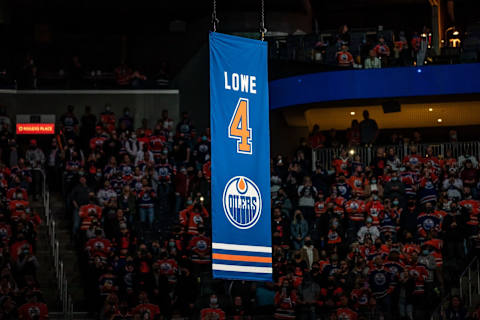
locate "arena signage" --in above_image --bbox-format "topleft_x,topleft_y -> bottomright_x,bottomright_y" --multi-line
210,32 -> 272,281
16,123 -> 55,134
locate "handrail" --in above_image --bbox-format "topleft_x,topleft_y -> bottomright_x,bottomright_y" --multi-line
431,257 -> 480,319
459,256 -> 480,307
313,141 -> 480,170
41,171 -> 74,319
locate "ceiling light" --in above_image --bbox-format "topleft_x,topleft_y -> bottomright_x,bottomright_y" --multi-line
350,111 -> 355,115
437,118 -> 443,123
428,108 -> 433,112
453,30 -> 460,36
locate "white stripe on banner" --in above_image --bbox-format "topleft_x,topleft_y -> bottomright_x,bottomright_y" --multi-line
212,242 -> 272,253
212,263 -> 273,274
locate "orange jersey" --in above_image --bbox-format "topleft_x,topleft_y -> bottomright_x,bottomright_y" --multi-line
314,200 -> 327,215
336,51 -> 354,66
333,158 -> 350,176
201,308 -> 226,320
79,204 -> 103,230
348,176 -> 365,195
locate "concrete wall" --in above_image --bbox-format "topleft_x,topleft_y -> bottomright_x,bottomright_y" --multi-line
0,90 -> 179,129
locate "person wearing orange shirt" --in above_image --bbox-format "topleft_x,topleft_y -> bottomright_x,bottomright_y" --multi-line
336,45 -> 354,67
336,295 -> 358,320
374,37 -> 391,67
333,150 -> 351,176
18,290 -> 48,320
132,291 -> 161,319
345,192 -> 366,239
348,171 -> 366,198
200,294 -> 226,320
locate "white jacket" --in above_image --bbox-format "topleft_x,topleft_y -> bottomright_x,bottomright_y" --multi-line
135,150 -> 154,166
125,138 -> 139,158
26,148 -> 45,169
357,225 -> 380,243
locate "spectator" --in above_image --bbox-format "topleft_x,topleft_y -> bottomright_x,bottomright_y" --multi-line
200,294 -> 226,320
298,176 -> 317,223
70,176 -> 93,235
25,139 -> 45,201
291,210 -> 309,250
69,55 -> 84,89
336,45 -> 354,68
118,107 -> 134,133
309,124 -> 326,149
393,31 -> 409,66
444,295 -> 468,320
60,105 -> 79,140
374,37 -> 391,67
346,120 -> 361,146
18,54 -> 37,89
359,110 -> 379,146
299,236 -> 319,269
449,129 -> 458,143
274,279 -> 297,319
364,49 -> 381,69
336,24 -> 351,50
80,106 -> 97,149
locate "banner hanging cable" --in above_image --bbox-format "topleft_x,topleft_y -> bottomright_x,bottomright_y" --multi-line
212,0 -> 219,32
260,0 -> 266,41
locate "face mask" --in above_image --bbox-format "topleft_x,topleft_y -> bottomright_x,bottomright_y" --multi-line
393,200 -> 399,206
125,111 -> 130,116
366,218 -> 373,224
210,298 -> 218,305
372,195 -> 378,200
391,177 -> 398,181
371,179 -> 377,184
169,241 -> 175,248
186,200 -> 193,206
202,136 -> 207,141
422,249 -> 429,255
332,221 -> 339,227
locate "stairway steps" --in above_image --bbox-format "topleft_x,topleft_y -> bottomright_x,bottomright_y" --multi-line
47,193 -> 89,311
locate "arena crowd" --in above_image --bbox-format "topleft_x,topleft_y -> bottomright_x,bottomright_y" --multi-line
1,104 -> 480,320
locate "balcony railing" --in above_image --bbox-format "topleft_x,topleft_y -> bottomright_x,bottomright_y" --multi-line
312,141 -> 480,170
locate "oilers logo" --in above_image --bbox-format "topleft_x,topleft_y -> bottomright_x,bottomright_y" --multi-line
223,176 -> 262,229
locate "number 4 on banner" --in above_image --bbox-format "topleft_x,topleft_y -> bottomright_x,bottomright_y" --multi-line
228,98 -> 252,154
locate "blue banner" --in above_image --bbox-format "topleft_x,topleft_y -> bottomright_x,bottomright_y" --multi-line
209,32 -> 272,282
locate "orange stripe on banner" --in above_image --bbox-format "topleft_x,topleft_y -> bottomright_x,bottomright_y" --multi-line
212,253 -> 272,263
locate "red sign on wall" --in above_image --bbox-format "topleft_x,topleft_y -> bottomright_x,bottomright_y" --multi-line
16,123 -> 55,135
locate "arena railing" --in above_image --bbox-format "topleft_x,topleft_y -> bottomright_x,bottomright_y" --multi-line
430,257 -> 480,319
459,256 -> 480,307
40,171 -> 74,319
312,141 -> 480,170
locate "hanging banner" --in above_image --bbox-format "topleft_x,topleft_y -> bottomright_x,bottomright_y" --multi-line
209,32 -> 272,281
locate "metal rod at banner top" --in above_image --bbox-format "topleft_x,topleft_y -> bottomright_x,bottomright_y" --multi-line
260,0 -> 267,41
212,0 -> 219,32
